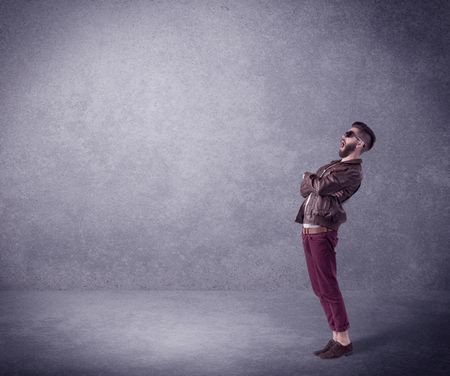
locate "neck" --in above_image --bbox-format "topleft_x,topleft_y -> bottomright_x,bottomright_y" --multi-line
341,152 -> 362,162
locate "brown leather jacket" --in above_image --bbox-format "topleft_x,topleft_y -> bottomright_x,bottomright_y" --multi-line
294,158 -> 363,231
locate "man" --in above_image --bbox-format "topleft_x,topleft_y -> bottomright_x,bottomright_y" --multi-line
294,121 -> 376,359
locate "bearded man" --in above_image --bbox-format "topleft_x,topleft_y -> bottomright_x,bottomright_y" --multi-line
295,121 -> 376,359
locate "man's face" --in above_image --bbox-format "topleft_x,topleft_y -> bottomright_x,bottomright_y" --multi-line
339,127 -> 361,158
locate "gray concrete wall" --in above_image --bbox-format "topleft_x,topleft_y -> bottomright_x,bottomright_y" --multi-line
1,0 -> 449,291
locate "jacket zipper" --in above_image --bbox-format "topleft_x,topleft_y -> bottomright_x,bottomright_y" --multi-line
304,163 -> 337,215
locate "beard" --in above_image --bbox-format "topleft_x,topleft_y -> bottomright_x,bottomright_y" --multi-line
339,142 -> 357,158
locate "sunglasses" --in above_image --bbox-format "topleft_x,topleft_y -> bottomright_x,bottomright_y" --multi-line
343,130 -> 365,148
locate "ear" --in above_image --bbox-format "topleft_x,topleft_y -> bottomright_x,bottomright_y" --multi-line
357,141 -> 365,151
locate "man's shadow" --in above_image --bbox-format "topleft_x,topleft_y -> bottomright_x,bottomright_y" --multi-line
354,299 -> 450,376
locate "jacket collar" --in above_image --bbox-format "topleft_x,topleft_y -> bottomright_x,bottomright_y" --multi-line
331,158 -> 362,165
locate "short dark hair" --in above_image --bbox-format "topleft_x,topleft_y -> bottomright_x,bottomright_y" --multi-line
352,121 -> 376,151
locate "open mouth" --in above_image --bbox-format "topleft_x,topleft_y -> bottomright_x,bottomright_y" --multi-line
340,140 -> 345,148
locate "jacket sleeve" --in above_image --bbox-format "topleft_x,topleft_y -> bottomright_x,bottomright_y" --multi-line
300,172 -> 316,197
303,169 -> 361,196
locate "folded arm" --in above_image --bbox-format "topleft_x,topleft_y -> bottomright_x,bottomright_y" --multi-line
300,169 -> 361,197
300,172 -> 316,197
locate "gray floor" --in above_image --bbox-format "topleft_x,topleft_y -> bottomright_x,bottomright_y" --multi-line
0,290 -> 449,376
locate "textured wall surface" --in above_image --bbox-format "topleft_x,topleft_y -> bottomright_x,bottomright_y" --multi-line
1,0 -> 449,291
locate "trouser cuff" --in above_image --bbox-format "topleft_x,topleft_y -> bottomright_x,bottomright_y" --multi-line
334,324 -> 350,332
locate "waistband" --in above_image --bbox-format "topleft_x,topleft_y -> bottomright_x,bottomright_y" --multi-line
302,226 -> 336,234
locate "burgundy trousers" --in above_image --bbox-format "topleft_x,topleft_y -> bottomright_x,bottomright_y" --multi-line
301,229 -> 350,332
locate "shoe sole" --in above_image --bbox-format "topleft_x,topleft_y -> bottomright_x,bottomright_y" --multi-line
313,349 -> 331,356
313,349 -> 332,356
319,350 -> 353,359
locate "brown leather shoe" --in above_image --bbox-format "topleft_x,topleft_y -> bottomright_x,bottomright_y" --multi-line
313,339 -> 336,356
319,341 -> 353,359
